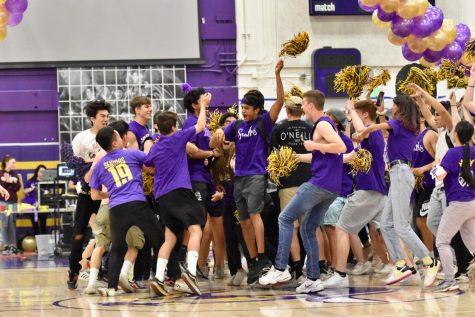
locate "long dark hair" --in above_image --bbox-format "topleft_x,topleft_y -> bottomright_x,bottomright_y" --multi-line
1,155 -> 14,170
29,164 -> 47,181
211,143 -> 235,184
393,95 -> 420,133
454,121 -> 475,187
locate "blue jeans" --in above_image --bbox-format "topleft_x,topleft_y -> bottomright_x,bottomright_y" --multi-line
0,202 -> 17,246
274,182 -> 336,279
381,164 -> 429,261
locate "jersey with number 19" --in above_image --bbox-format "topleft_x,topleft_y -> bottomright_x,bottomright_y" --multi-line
90,149 -> 147,209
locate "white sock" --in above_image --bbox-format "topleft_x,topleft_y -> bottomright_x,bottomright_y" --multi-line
88,268 -> 99,287
120,260 -> 133,279
187,251 -> 199,276
155,258 -> 168,282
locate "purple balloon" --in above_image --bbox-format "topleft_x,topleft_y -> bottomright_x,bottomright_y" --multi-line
358,0 -> 378,12
455,23 -> 471,46
7,13 -> 23,26
423,49 -> 443,63
412,15 -> 434,38
5,0 -> 28,14
426,6 -> 444,31
442,41 -> 463,62
391,16 -> 414,38
376,7 -> 396,22
402,43 -> 423,61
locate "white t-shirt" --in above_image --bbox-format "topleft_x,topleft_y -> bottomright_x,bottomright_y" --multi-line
72,129 -> 101,162
434,128 -> 453,188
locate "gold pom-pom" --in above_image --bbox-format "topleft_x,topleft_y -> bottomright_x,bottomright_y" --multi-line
208,109 -> 221,134
334,65 -> 371,100
267,146 -> 299,187
398,67 -> 437,95
279,32 -> 310,58
142,170 -> 155,196
347,149 -> 373,176
227,103 -> 238,115
414,175 -> 424,192
437,59 -> 469,89
465,39 -> 475,59
285,85 -> 304,101
366,69 -> 391,91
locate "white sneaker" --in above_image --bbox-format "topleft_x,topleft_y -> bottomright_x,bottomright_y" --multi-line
351,261 -> 373,276
118,275 -> 134,293
424,258 -> 440,287
401,271 -> 422,286
259,266 -> 291,286
323,272 -> 349,288
98,288 -> 116,297
375,263 -> 394,274
455,274 -> 470,284
174,279 -> 193,294
78,270 -> 90,282
233,270 -> 247,286
296,278 -> 324,293
83,284 -> 97,295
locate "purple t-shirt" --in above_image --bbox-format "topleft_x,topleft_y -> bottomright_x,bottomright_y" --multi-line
340,132 -> 355,197
144,127 -> 196,199
129,120 -> 150,150
440,146 -> 475,204
90,149 -> 147,209
22,179 -> 38,205
355,130 -> 387,195
412,128 -> 435,187
387,119 -> 417,163
224,112 -> 274,177
309,116 -> 343,194
183,114 -> 212,184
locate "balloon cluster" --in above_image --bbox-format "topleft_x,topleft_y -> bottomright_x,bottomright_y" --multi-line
0,0 -> 29,41
358,0 -> 473,70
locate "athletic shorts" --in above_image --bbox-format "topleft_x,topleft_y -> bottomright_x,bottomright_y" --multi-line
234,175 -> 267,220
336,190 -> 386,235
279,186 -> 304,228
192,182 -> 222,217
323,196 -> 347,226
158,188 -> 206,237
92,204 -> 145,249
73,193 -> 101,236
413,186 -> 434,217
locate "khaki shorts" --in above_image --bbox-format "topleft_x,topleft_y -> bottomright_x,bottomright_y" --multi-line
279,187 -> 304,228
92,204 -> 145,249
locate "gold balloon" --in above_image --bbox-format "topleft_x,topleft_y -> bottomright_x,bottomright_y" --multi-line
0,6 -> 8,25
388,29 -> 408,46
419,57 -> 437,68
415,0 -> 429,16
461,52 -> 474,66
361,0 -> 380,6
397,0 -> 419,19
441,19 -> 457,44
372,10 -> 391,29
0,26 -> 6,41
427,29 -> 448,51
21,236 -> 37,252
407,35 -> 428,53
380,0 -> 399,13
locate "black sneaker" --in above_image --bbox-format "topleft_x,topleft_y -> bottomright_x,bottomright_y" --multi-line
319,261 -> 334,276
150,277 -> 169,296
248,258 -> 272,286
181,270 -> 201,295
67,270 -> 78,290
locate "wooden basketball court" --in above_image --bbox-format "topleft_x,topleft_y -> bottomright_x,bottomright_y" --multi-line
0,256 -> 474,317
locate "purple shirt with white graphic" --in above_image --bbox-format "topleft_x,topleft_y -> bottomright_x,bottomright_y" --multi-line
309,116 -> 343,194
90,149 -> 147,209
224,112 -> 274,177
145,127 -> 197,199
387,119 -> 417,162
183,114 -> 212,184
412,128 -> 435,187
440,146 -> 475,204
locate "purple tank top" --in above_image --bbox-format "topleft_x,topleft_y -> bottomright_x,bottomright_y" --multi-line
412,128 -> 435,187
309,116 -> 343,194
129,121 -> 150,150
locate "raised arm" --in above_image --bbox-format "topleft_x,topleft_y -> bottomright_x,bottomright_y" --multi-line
195,93 -> 212,134
268,59 -> 284,123
346,100 -> 366,133
462,64 -> 475,114
415,96 -> 437,130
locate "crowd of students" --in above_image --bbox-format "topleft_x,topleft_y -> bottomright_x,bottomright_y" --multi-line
62,61 -> 475,296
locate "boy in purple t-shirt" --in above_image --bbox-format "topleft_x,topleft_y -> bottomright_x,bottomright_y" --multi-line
434,121 -> 475,292
144,93 -> 211,296
89,127 -> 164,296
211,59 -> 285,285
258,90 -> 346,293
356,95 -> 439,287
128,96 -> 152,150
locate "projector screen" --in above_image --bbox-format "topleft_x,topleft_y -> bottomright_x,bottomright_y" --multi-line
0,0 -> 202,67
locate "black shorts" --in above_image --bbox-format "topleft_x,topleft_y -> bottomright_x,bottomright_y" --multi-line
158,188 -> 206,236
191,181 -> 212,210
208,200 -> 224,218
413,186 -> 434,218
73,193 -> 101,236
